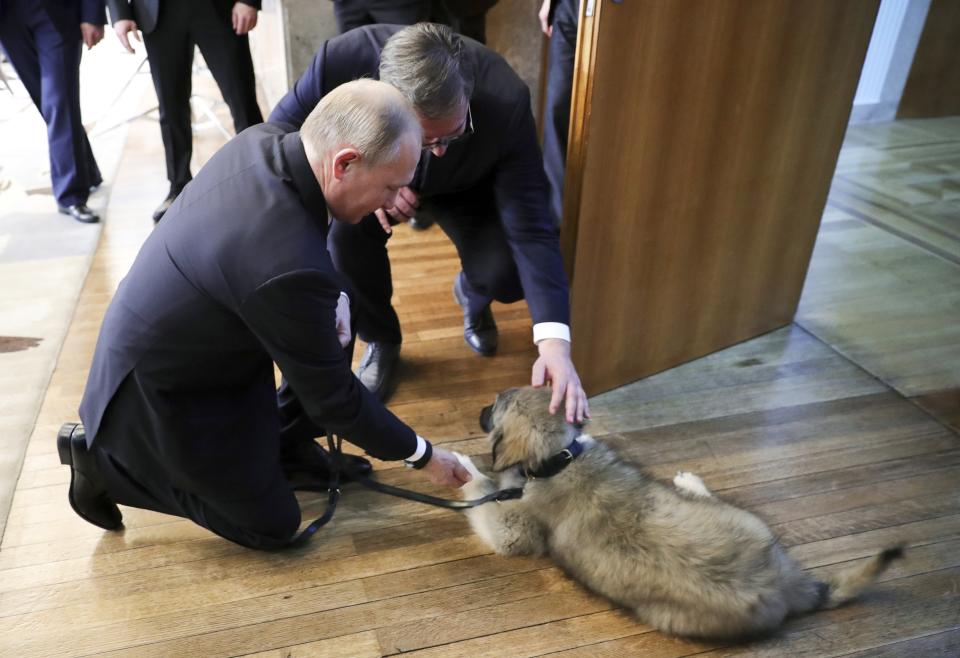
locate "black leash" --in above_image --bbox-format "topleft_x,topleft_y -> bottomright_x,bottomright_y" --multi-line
289,433 -> 523,547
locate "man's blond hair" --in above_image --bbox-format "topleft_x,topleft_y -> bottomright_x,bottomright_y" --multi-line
301,78 -> 421,165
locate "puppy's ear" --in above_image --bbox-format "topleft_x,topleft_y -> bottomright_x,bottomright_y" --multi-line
489,427 -> 508,471
491,417 -> 539,472
490,426 -> 527,472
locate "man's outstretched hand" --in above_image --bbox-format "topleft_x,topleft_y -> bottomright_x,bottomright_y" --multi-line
419,446 -> 472,488
531,338 -> 589,423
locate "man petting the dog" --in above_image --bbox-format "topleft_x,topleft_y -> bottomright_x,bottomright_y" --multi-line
59,79 -> 472,549
269,23 -> 590,423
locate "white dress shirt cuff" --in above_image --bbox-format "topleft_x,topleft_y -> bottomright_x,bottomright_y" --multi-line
407,435 -> 428,462
339,291 -> 350,304
533,322 -> 571,344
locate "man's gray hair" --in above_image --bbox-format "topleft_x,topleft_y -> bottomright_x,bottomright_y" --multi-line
301,78 -> 421,165
379,23 -> 474,120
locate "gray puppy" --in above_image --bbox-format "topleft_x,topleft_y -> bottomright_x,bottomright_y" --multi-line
456,386 -> 903,640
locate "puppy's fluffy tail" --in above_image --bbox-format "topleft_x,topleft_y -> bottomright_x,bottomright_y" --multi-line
816,546 -> 905,609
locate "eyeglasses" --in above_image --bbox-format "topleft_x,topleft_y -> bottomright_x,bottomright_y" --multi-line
422,105 -> 474,150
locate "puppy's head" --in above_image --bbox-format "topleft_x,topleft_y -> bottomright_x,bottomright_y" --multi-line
479,386 -> 583,472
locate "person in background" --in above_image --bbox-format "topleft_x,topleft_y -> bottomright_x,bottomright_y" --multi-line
0,0 -> 106,223
106,0 -> 264,222
330,0 -> 431,35
432,0 -> 497,44
539,0 -> 578,227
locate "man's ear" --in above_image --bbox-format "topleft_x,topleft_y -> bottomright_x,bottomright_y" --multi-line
332,148 -> 360,180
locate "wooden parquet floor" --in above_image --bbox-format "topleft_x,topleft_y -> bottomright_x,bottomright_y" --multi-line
1,110 -> 958,656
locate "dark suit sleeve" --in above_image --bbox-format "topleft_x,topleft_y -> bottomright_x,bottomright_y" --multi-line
81,0 -> 107,24
105,0 -> 134,24
268,42 -> 327,128
492,88 -> 571,327
239,269 -> 417,460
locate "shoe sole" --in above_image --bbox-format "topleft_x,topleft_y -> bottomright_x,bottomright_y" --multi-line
57,423 -> 123,531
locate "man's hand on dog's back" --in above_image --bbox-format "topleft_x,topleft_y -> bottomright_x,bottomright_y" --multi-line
421,447 -> 473,488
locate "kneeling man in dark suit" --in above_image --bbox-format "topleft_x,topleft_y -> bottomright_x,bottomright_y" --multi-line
59,79 -> 471,550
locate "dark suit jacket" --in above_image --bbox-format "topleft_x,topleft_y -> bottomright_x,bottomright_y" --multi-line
104,0 -> 260,34
79,124 -> 416,496
269,24 -> 570,328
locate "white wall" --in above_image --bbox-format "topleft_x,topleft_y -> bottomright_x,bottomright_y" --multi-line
850,0 -> 931,124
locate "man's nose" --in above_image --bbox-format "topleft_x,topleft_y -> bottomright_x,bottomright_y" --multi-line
430,144 -> 448,158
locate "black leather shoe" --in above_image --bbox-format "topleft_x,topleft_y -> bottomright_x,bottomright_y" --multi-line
356,341 -> 401,402
152,191 -> 179,223
454,273 -> 498,356
56,423 -> 123,531
281,438 -> 373,489
408,216 -> 434,231
58,204 -> 99,224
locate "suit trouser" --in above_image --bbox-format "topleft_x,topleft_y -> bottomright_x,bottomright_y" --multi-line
541,0 -> 578,226
0,0 -> 101,207
142,0 -> 263,192
328,184 -> 525,345
332,0 -> 431,34
87,313 -> 360,550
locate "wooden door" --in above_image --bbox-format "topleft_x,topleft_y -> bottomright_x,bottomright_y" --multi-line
562,0 -> 880,394
898,0 -> 960,118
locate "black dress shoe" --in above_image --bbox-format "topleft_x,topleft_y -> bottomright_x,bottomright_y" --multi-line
453,273 -> 498,356
408,216 -> 434,231
56,423 -> 123,531
58,204 -> 99,224
281,438 -> 373,489
356,341 -> 401,402
152,191 -> 179,223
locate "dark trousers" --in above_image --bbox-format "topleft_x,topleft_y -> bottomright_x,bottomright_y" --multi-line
142,0 -> 263,192
87,310 -> 359,550
0,0 -> 101,207
95,447 -> 301,549
328,184 -> 524,345
541,0 -> 578,226
333,0 -> 431,34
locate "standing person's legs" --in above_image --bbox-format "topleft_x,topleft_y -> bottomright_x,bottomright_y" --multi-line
332,0 -> 374,33
190,1 -> 263,133
0,5 -> 99,208
542,0 -> 578,226
368,0 -> 431,25
35,20 -> 101,206
143,2 -> 196,196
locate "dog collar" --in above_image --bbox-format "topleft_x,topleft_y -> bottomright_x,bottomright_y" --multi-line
523,438 -> 585,479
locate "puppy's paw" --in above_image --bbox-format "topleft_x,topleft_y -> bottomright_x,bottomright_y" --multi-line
673,471 -> 712,498
455,452 -> 485,480
455,453 -> 492,501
